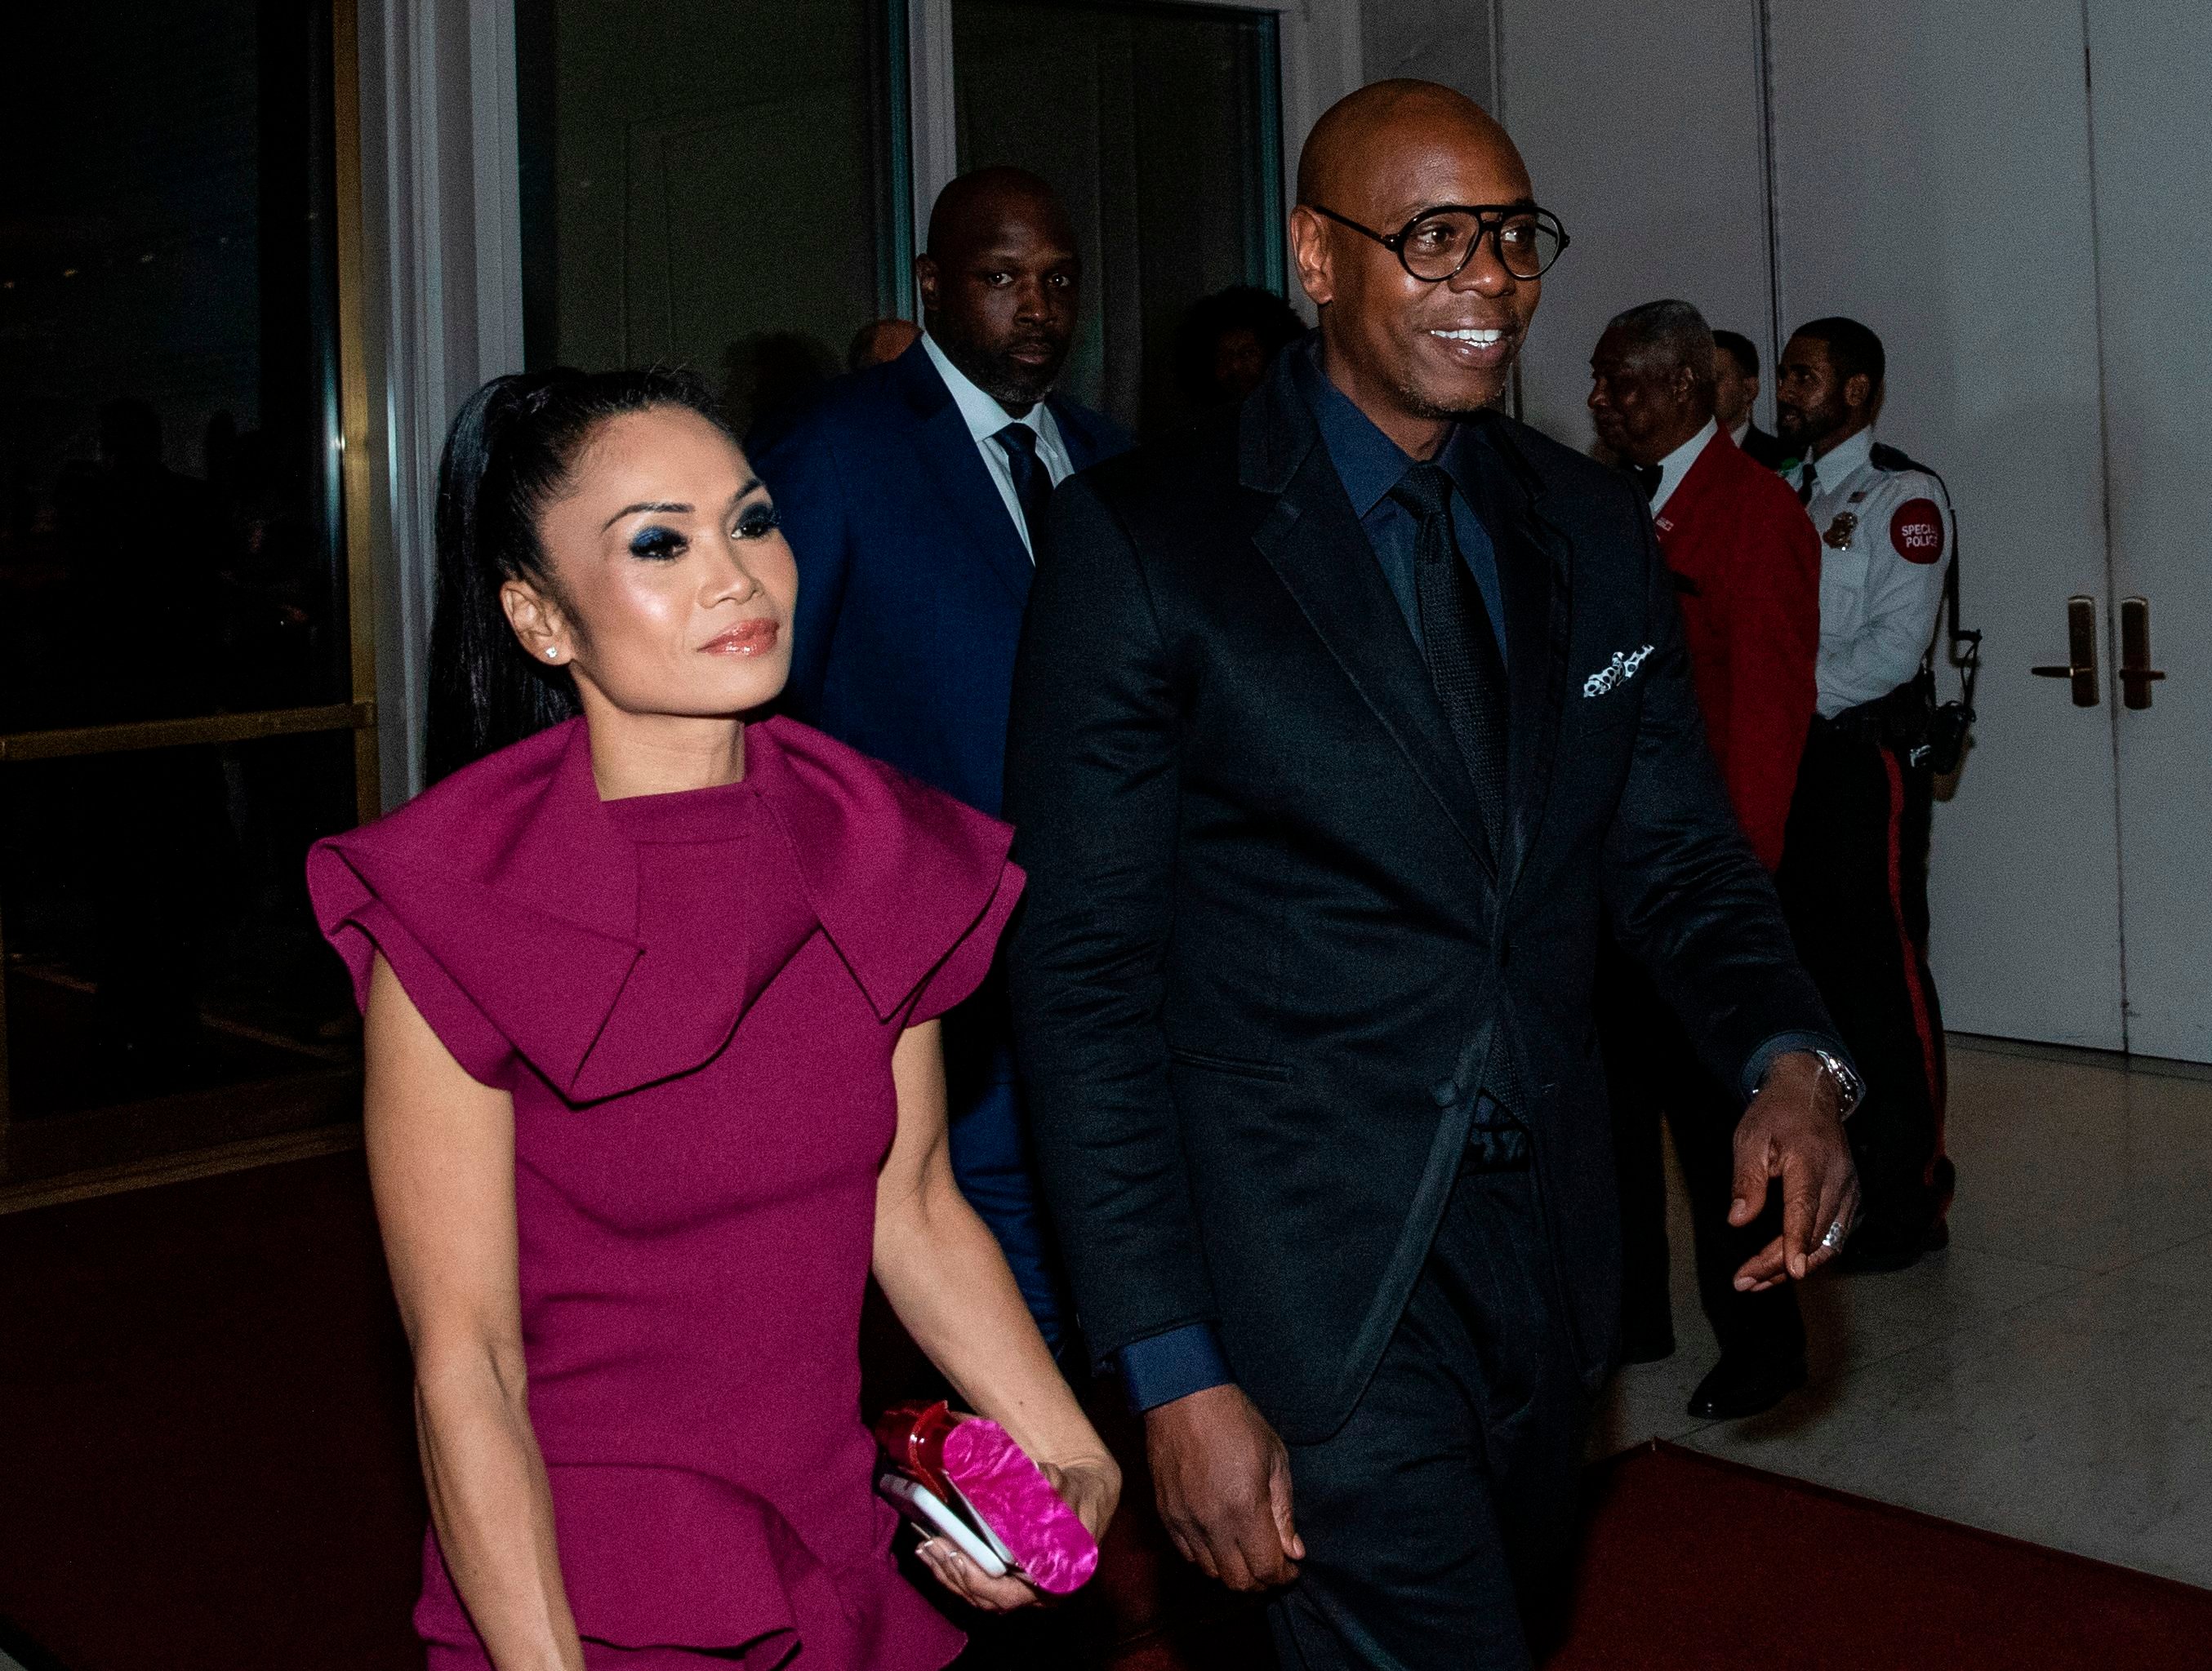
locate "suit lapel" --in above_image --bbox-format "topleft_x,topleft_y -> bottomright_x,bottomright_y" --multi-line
1467,418 -> 1572,896
1249,433 -> 1500,876
1048,397 -> 1106,471
898,348 -> 1035,609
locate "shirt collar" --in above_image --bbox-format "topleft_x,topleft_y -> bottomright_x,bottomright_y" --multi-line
923,331 -> 1044,447
1650,417 -> 1718,515
1808,424 -> 1875,487
1729,418 -> 1751,448
1292,336 -> 1482,516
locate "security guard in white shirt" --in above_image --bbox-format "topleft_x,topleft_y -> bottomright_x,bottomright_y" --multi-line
1773,317 -> 1956,1270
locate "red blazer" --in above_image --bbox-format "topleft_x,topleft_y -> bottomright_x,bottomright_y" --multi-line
1651,429 -> 1820,870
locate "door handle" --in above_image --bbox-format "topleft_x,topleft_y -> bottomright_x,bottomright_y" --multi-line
2030,594 -> 2100,707
2118,595 -> 2165,710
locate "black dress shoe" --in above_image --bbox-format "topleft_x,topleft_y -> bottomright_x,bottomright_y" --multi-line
1687,1349 -> 1807,1420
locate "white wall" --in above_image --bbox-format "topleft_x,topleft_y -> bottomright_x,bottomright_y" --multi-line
1497,0 -> 1775,447
1363,0 -> 1496,112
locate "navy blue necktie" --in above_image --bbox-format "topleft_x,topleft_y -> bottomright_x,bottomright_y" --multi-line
994,422 -> 1055,554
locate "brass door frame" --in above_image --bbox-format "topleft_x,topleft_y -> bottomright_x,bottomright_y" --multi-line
0,0 -> 381,1171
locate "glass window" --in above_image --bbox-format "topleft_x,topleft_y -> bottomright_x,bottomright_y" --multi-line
950,0 -> 1286,436
0,0 -> 363,1189
0,0 -> 352,731
2,731 -> 363,1186
516,0 -> 912,433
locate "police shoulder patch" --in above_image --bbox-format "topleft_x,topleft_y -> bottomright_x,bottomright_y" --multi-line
1889,497 -> 1946,563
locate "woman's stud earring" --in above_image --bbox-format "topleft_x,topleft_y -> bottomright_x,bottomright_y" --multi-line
545,647 -> 559,661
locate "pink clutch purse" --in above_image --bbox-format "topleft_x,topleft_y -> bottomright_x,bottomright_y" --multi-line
873,1399 -> 1100,1595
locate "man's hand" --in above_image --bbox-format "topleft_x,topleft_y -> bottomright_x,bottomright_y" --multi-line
1730,1050 -> 1861,1291
1145,1382 -> 1303,1591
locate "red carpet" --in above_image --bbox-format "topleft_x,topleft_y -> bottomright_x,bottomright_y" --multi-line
0,1153 -> 422,1671
1552,1442 -> 2212,1670
6,1154 -> 2211,1669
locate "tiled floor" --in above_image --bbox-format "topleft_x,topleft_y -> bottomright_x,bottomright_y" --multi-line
1591,1038 -> 2212,1590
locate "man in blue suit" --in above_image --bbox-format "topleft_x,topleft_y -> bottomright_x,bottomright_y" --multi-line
750,167 -> 1130,1350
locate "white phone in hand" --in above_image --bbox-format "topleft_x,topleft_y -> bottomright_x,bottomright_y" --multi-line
876,1470 -> 1012,1577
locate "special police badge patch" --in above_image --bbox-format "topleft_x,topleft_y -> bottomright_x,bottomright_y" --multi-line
1890,498 -> 1946,564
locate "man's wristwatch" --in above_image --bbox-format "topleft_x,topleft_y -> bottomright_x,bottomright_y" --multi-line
1807,1049 -> 1863,1122
1752,1048 -> 1863,1120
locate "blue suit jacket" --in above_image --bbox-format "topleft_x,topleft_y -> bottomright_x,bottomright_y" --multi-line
749,342 -> 1132,817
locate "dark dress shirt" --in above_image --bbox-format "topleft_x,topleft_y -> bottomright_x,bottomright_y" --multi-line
1290,340 -> 1508,662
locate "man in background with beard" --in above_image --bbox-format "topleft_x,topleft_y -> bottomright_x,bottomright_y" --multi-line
1773,317 -> 1958,1271
751,167 -> 1129,1353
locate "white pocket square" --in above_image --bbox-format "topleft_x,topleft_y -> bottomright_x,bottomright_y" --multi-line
1582,644 -> 1654,699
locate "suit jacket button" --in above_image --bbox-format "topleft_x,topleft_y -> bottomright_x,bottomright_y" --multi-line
1432,1079 -> 1460,1108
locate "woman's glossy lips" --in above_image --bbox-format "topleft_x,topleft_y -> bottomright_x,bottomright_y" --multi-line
700,618 -> 780,656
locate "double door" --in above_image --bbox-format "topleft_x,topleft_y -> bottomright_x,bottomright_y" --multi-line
1768,0 -> 2210,1063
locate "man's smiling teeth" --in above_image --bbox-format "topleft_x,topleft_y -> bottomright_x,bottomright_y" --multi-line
1431,328 -> 1505,344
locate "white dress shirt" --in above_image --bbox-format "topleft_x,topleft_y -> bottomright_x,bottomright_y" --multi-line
1729,418 -> 1751,451
1789,426 -> 1955,718
1649,417 -> 1718,516
921,331 -> 1073,560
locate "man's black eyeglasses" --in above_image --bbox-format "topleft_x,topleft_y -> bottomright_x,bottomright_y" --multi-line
1307,202 -> 1571,282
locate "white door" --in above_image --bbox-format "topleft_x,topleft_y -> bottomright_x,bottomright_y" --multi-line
1765,0 -> 2128,1051
2085,0 -> 2212,1064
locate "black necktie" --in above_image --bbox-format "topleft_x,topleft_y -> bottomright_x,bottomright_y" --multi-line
1390,463 -> 1510,853
1797,456 -> 1818,506
995,422 -> 1055,555
1393,464 -> 1528,1148
1630,461 -> 1662,503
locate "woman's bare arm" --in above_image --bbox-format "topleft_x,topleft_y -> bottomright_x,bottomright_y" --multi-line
363,953 -> 585,1671
870,1019 -> 1120,1608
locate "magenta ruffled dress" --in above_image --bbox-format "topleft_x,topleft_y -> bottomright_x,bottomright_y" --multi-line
307,715 -> 1021,1669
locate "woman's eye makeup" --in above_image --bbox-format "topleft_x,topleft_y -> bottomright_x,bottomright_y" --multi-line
736,502 -> 781,540
627,525 -> 687,561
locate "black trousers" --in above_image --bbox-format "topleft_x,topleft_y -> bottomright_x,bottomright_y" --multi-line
1776,720 -> 1952,1247
1595,944 -> 1802,1361
1269,1167 -> 1588,1671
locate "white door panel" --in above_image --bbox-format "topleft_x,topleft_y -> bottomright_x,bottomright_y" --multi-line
1767,0 -> 2125,1049
2085,0 -> 2212,1062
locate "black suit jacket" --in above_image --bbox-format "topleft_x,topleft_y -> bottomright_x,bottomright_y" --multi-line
1004,352 -> 1837,1442
1740,421 -> 1791,470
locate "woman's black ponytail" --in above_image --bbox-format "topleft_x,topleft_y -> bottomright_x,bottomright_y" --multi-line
422,366 -> 732,784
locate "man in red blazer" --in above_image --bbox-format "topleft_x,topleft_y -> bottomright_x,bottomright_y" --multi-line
1588,299 -> 1823,1419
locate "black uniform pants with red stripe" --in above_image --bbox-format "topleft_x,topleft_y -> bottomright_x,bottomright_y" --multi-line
1777,718 -> 1954,1251
1597,943 -> 1804,1362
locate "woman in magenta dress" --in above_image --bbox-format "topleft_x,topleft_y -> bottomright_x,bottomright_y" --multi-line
307,369 -> 1117,1669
